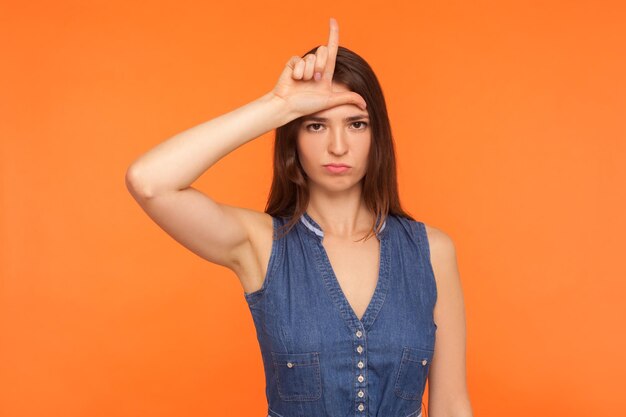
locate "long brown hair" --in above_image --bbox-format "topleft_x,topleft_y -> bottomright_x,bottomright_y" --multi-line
265,45 -> 415,240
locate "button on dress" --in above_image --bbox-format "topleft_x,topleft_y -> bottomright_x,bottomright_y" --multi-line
243,212 -> 438,417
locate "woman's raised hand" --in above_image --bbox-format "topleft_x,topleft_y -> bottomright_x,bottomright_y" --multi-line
270,18 -> 367,119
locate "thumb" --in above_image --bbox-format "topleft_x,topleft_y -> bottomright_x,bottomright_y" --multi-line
326,91 -> 367,111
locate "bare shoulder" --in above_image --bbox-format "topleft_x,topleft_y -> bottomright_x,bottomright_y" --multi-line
422,223 -> 459,286
423,223 -> 456,254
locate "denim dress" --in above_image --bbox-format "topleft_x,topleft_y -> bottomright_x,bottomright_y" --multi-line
243,212 -> 438,417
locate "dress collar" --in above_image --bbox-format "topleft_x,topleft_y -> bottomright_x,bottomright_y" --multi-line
298,211 -> 388,241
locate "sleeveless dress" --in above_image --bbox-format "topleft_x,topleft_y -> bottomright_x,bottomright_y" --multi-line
243,212 -> 438,417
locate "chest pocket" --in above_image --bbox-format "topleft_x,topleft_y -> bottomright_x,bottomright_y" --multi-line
394,346 -> 434,401
271,351 -> 322,401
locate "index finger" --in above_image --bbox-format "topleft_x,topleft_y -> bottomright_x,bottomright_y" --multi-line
323,17 -> 339,81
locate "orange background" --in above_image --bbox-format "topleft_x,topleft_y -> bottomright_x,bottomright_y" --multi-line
2,1 -> 625,416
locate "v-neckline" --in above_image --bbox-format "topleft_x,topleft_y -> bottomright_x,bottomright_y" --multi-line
299,211 -> 390,331
320,236 -> 381,322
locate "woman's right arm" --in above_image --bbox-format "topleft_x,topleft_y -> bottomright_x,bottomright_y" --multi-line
125,91 -> 292,271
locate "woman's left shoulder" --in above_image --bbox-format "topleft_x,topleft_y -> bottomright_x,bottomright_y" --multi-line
422,222 -> 458,266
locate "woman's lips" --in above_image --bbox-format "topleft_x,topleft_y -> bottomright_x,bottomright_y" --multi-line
324,165 -> 351,174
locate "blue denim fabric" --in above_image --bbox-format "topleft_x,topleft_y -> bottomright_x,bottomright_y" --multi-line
244,212 -> 437,417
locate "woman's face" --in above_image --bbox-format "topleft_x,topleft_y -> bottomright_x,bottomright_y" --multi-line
296,82 -> 371,194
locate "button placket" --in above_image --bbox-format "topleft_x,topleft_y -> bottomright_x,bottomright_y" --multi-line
355,327 -> 367,413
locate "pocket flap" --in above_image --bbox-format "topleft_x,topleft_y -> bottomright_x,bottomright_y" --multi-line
271,351 -> 320,367
402,346 -> 434,364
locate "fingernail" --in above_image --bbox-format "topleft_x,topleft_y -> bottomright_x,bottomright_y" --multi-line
314,72 -> 321,81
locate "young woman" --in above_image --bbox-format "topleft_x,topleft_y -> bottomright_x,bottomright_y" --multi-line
126,17 -> 472,417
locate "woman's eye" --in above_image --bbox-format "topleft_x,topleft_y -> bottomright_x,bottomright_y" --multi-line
305,122 -> 368,132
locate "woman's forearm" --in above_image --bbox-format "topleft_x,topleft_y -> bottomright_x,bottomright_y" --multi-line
126,91 -> 292,198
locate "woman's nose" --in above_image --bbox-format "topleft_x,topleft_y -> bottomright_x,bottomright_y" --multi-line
328,129 -> 348,153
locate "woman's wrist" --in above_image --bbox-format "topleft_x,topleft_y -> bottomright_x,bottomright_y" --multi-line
260,90 -> 299,128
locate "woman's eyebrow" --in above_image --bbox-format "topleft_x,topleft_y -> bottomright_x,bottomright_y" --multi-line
302,114 -> 370,122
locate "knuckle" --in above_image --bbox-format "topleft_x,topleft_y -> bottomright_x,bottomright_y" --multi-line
287,55 -> 300,67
